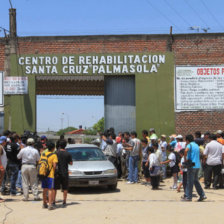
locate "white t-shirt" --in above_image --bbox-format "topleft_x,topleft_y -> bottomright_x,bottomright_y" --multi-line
204,140 -> 223,166
149,153 -> 160,168
168,152 -> 176,167
174,142 -> 186,152
131,138 -> 141,156
180,157 -> 187,172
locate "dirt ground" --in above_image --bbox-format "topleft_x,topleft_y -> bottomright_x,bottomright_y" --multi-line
0,178 -> 223,224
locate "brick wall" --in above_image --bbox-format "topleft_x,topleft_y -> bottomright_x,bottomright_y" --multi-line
1,33 -> 224,135
0,42 -> 5,71
16,36 -> 168,54
175,111 -> 224,136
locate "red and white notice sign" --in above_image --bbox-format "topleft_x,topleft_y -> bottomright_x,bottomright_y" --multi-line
175,66 -> 224,111
4,76 -> 28,95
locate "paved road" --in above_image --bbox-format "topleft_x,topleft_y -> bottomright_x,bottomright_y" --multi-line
0,179 -> 223,224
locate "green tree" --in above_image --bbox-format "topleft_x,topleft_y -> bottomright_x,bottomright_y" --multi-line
93,117 -> 104,133
83,128 -> 97,135
56,126 -> 77,136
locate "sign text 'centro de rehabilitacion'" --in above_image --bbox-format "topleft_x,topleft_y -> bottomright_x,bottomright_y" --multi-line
175,66 -> 224,111
18,54 -> 166,75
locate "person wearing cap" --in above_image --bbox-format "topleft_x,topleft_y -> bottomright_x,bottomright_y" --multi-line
174,135 -> 186,153
215,130 -> 224,145
17,138 -> 40,201
149,128 -> 158,141
0,136 -> 7,202
160,135 -> 167,179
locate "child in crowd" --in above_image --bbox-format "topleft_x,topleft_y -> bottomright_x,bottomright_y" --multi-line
141,139 -> 150,185
147,147 -> 160,190
161,147 -> 179,189
177,149 -> 187,197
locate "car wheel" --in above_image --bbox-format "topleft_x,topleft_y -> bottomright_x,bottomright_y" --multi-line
108,183 -> 117,191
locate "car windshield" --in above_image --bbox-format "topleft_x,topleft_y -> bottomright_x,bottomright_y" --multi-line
66,147 -> 107,161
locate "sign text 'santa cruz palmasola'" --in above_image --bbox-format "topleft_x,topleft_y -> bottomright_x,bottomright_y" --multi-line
18,54 -> 166,75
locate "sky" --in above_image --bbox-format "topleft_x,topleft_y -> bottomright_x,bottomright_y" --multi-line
1,0 -> 224,131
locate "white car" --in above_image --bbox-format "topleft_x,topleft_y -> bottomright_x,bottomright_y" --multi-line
66,144 -> 117,190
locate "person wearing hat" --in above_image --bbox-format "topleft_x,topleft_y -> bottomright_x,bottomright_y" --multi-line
0,136 -> 7,202
17,138 -> 40,201
149,128 -> 158,141
169,135 -> 177,150
174,135 -> 186,153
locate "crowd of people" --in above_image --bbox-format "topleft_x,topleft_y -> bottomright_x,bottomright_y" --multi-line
100,128 -> 224,201
0,127 -> 223,210
0,130 -> 73,210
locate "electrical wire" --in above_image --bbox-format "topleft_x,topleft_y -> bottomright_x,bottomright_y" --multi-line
8,0 -> 13,8
163,0 -> 191,27
144,0 -> 183,32
183,0 -> 209,27
200,0 -> 224,30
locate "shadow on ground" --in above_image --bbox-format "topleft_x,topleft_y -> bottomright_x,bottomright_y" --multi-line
68,186 -> 120,195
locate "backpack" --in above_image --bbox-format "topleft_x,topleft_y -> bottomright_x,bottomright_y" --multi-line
37,152 -> 54,180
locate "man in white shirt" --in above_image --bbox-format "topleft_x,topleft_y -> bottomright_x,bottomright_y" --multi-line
17,138 -> 40,201
203,134 -> 224,189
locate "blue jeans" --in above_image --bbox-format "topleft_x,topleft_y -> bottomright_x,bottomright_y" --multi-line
16,170 -> 22,189
128,156 -> 139,182
186,168 -> 205,200
8,163 -> 19,194
161,164 -> 167,179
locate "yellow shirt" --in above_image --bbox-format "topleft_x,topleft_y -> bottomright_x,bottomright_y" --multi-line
40,152 -> 58,178
146,136 -> 150,144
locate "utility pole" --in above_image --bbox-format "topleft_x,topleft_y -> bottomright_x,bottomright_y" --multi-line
4,8 -> 17,130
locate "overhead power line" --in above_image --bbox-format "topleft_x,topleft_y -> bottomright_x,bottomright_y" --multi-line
183,0 -> 209,27
200,0 -> 224,30
163,0 -> 191,27
144,0 -> 183,32
9,0 -> 13,8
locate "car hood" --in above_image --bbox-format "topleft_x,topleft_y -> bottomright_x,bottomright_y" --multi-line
69,160 -> 115,172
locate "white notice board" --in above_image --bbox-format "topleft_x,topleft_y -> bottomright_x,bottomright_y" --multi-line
4,76 -> 28,95
175,66 -> 224,111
